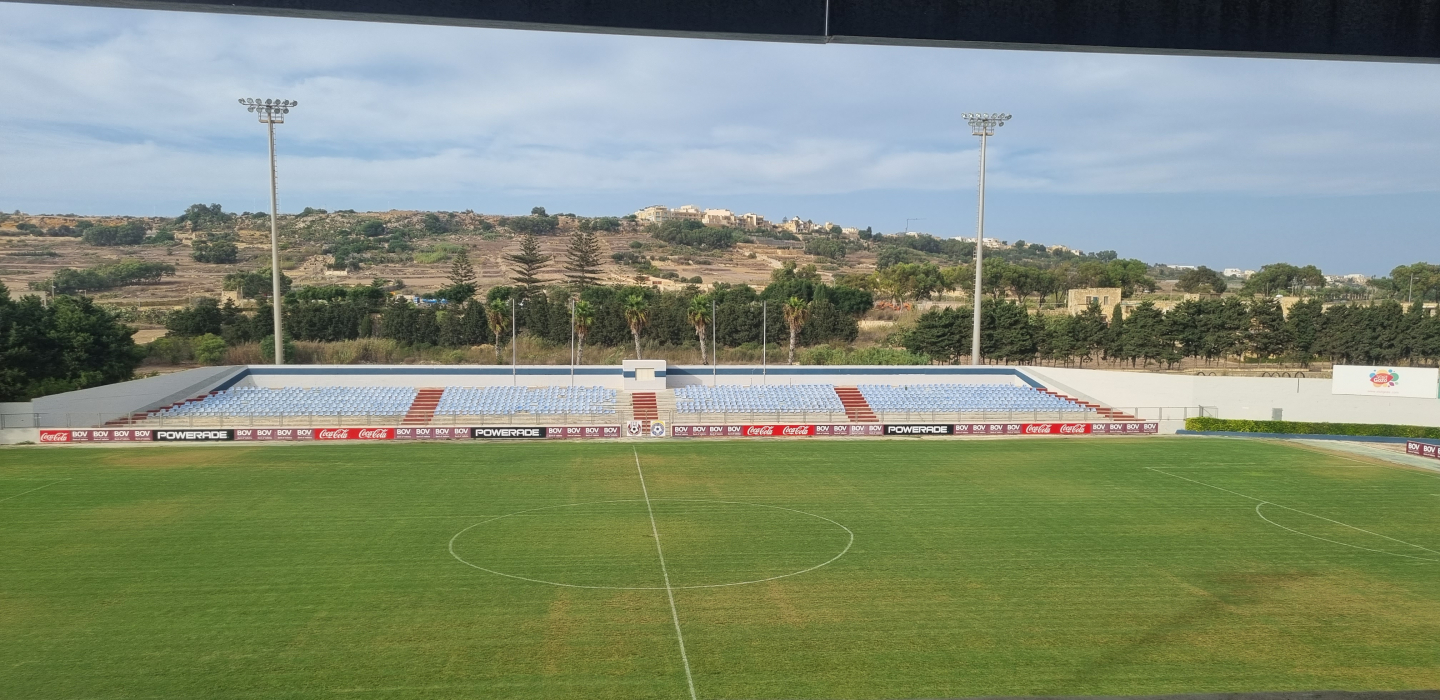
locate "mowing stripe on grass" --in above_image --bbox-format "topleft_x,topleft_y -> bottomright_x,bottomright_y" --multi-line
1148,467 -> 1440,561
634,448 -> 698,700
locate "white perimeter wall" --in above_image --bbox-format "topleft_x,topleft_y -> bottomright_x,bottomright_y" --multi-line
237,366 -> 628,389
665,366 -> 1028,388
1024,366 -> 1440,427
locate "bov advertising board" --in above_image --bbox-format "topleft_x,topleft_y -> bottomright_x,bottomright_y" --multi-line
1332,365 -> 1439,399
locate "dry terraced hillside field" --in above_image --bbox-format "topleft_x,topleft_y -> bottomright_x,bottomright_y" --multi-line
2,437 -> 1438,699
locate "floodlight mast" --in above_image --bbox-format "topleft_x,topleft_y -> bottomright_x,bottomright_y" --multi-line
961,112 -> 1010,366
238,98 -> 298,365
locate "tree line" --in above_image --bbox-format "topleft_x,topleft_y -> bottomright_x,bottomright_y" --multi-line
165,261 -> 875,364
0,283 -> 144,401
904,297 -> 1440,367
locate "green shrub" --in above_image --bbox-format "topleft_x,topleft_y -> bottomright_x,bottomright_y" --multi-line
147,336 -> 193,365
258,334 -> 297,364
798,345 -> 930,366
1184,416 -> 1440,439
193,334 -> 227,365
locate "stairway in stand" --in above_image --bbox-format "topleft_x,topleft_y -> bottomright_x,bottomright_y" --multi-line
1037,388 -> 1137,421
833,386 -> 878,423
631,392 -> 659,431
401,388 -> 446,425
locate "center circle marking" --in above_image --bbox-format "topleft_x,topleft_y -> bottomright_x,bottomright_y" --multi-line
449,499 -> 854,589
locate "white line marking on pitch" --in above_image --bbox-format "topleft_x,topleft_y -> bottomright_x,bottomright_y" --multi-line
0,479 -> 69,503
1148,468 -> 1439,562
634,448 -> 698,700
1254,503 -> 1440,562
448,499 -> 853,590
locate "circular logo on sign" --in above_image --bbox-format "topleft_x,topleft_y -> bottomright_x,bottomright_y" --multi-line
650,420 -> 667,437
626,420 -> 642,436
1369,369 -> 1399,387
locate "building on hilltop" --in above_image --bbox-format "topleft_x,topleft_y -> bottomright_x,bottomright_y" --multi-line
634,205 -> 669,223
777,217 -> 815,235
670,204 -> 703,222
702,208 -> 737,227
634,204 -> 772,230
1066,288 -> 1122,315
738,212 -> 769,229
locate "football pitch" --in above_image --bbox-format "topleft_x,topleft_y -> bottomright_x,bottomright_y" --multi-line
2,437 -> 1438,700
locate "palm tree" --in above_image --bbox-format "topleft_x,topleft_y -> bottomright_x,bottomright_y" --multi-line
485,299 -> 510,364
783,296 -> 810,364
623,293 -> 649,360
573,299 -> 594,365
687,295 -> 711,365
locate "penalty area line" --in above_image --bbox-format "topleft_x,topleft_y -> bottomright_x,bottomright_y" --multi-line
633,448 -> 698,700
1147,467 -> 1439,560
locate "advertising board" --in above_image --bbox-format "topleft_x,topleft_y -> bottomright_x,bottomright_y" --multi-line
314,427 -> 394,441
395,427 -> 464,440
740,424 -> 814,437
815,424 -> 882,436
671,424 -> 813,437
39,429 -> 72,443
1332,365 -> 1439,398
153,429 -> 234,442
472,426 -> 548,439
884,424 -> 953,436
1408,441 -> 1440,460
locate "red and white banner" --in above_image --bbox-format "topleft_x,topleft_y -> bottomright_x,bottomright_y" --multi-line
39,430 -> 72,443
315,427 -> 394,441
395,427 -> 466,440
952,422 -> 1153,435
671,423 -> 817,434
1408,440 -> 1440,460
556,425 -> 623,439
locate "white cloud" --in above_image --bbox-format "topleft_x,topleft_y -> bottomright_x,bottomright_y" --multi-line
1,1 -> 1439,218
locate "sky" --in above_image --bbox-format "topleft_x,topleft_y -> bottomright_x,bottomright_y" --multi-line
1,2 -> 1437,275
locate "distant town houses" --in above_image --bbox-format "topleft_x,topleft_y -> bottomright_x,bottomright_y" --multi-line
635,204 -> 772,230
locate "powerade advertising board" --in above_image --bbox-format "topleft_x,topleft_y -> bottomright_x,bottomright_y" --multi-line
471,427 -> 548,439
152,429 -> 234,441
884,424 -> 953,435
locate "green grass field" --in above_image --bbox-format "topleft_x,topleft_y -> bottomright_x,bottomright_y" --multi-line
2,437 -> 1438,700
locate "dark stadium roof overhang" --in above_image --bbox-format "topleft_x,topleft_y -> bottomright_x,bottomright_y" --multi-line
14,0 -> 1440,63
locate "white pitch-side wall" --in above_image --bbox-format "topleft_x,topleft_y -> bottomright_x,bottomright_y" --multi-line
1024,366 -> 1440,427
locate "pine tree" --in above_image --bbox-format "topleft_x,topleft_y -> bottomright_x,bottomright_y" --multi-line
448,248 -> 476,288
564,230 -> 604,290
504,231 -> 553,295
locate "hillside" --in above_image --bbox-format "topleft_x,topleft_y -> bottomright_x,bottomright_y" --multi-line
0,208 -> 880,308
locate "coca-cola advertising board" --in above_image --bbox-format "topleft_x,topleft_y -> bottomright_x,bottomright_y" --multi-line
39,430 -> 72,443
314,427 -> 394,441
1013,423 -> 1094,435
739,424 -> 815,437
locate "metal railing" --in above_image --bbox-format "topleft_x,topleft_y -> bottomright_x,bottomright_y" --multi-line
663,406 -> 1214,425
38,405 -> 1215,430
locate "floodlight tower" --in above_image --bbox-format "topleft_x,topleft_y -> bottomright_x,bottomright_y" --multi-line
961,112 -> 1010,366
238,97 -> 298,365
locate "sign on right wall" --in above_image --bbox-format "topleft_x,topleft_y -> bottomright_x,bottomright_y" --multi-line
1332,365 -> 1440,399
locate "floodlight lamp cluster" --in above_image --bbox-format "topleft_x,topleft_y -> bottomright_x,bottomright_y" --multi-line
238,97 -> 298,123
961,112 -> 1011,136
